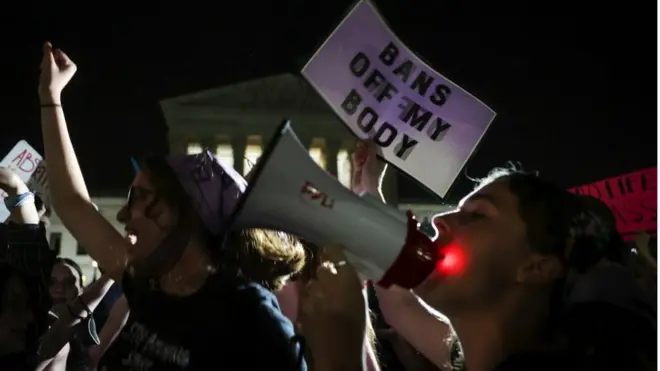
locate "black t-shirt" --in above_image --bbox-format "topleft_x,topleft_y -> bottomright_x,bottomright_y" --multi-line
97,272 -> 306,371
66,321 -> 96,371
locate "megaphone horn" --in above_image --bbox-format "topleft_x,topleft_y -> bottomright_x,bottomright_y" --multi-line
228,120 -> 442,289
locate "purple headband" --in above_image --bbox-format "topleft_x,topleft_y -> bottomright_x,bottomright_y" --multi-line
164,151 -> 246,235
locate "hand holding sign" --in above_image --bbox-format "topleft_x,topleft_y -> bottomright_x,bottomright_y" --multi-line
302,0 -> 496,197
350,140 -> 386,197
0,140 -> 49,222
39,42 -> 77,104
0,168 -> 28,197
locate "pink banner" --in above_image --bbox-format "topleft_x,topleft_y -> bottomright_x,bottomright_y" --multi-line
568,167 -> 657,239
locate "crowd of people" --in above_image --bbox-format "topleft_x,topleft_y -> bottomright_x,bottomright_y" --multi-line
0,43 -> 656,371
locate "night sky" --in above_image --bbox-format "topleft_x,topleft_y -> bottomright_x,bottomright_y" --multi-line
0,1 -> 655,204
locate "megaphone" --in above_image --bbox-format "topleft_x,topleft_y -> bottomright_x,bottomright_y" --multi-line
228,120 -> 442,289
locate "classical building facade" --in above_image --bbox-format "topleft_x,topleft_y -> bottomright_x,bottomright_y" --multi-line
160,73 -> 447,219
161,73 -> 413,205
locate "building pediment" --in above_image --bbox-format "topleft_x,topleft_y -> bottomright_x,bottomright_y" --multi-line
162,73 -> 331,114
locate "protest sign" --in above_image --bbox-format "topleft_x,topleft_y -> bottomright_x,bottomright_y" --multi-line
301,0 -> 496,197
0,140 -> 50,221
569,167 -> 656,239
27,159 -> 51,208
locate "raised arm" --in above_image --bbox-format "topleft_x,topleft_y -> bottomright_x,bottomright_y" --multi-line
375,286 -> 455,370
38,42 -> 129,281
349,140 -> 455,370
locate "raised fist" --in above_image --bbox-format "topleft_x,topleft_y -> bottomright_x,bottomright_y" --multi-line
39,42 -> 77,104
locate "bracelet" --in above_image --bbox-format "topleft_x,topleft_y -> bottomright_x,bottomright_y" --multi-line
4,192 -> 35,211
40,104 -> 62,107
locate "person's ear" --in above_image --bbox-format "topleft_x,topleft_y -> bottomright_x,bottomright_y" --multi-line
516,253 -> 564,284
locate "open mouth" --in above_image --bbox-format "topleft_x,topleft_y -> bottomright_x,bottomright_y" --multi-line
125,229 -> 138,245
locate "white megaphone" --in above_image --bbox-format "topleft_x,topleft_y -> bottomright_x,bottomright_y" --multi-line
228,120 -> 443,289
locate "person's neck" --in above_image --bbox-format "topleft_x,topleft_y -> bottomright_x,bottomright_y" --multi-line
450,293 -> 550,371
160,241 -> 213,297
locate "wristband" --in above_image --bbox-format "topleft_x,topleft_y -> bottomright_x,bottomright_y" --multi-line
4,192 -> 35,211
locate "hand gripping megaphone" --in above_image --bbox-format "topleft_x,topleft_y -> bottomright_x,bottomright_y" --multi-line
228,121 -> 442,289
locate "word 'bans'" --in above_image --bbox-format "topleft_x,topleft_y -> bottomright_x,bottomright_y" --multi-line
350,42 -> 452,107
349,54 -> 452,140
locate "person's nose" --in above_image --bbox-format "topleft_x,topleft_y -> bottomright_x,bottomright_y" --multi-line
432,214 -> 453,236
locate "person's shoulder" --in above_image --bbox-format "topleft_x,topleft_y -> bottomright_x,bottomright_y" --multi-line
225,282 -> 283,317
213,280 -> 295,337
224,282 -> 305,370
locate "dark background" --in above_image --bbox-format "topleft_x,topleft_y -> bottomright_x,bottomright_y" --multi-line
0,0 -> 655,203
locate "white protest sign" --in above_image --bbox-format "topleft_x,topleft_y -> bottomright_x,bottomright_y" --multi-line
27,159 -> 50,208
0,140 -> 50,221
301,0 -> 496,197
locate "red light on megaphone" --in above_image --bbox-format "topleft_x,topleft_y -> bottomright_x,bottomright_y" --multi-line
435,243 -> 467,276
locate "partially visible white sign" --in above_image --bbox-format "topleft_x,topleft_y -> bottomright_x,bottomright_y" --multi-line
0,140 -> 50,221
301,0 -> 496,197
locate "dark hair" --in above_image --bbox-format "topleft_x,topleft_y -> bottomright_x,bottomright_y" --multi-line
139,155 -> 305,290
54,257 -> 84,287
477,167 -> 600,271
224,229 -> 305,290
291,241 -> 322,283
577,195 -> 626,263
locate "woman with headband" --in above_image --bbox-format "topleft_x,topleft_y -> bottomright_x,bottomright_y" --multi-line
39,43 -> 308,370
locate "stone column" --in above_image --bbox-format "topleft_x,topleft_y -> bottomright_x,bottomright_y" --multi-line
325,139 -> 341,177
232,136 -> 247,175
201,137 -> 216,154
